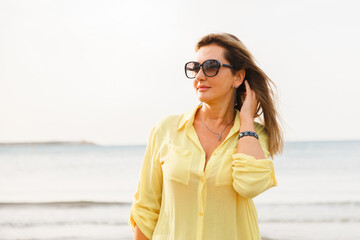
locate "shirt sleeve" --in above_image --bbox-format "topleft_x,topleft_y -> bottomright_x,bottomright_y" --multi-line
231,124 -> 277,199
129,126 -> 163,239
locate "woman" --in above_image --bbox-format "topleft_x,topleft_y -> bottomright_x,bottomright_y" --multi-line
129,33 -> 283,240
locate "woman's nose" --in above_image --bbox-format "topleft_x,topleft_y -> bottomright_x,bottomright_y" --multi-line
195,67 -> 206,81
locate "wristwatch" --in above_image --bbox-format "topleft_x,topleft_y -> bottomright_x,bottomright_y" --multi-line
238,131 -> 258,140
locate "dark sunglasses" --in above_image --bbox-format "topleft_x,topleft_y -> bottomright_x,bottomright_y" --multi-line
184,59 -> 233,79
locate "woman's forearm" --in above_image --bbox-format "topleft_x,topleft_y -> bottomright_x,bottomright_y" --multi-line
237,118 -> 266,159
134,225 -> 149,240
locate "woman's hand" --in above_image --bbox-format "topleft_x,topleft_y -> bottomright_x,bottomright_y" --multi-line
239,80 -> 258,121
134,225 -> 149,240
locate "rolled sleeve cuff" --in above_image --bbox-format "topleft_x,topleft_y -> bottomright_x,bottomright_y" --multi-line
231,153 -> 277,198
129,207 -> 157,239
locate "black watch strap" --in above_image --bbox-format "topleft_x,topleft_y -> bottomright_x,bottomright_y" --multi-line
238,131 -> 259,140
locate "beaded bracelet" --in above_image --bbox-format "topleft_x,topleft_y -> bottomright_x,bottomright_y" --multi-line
238,131 -> 259,140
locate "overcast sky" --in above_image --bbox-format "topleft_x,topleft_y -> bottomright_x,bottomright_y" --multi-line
1,0 -> 359,145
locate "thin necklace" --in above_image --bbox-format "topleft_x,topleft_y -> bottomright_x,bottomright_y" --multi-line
198,111 -> 235,142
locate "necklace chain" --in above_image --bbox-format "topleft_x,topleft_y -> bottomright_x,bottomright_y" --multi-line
198,111 -> 235,141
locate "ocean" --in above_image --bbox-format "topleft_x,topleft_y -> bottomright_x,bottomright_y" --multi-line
0,141 -> 359,240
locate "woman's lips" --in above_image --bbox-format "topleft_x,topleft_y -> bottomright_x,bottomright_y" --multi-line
198,86 -> 210,92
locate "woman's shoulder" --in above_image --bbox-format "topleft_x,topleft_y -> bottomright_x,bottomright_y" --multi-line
146,113 -> 184,144
155,114 -> 181,129
151,112 -> 187,136
154,107 -> 195,130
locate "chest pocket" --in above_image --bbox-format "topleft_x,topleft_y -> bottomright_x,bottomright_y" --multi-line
160,144 -> 192,185
215,148 -> 237,186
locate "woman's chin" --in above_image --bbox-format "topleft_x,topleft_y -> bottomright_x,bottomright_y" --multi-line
196,92 -> 212,103
196,96 -> 210,104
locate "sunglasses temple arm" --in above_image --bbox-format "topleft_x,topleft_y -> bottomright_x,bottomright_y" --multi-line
221,63 -> 234,68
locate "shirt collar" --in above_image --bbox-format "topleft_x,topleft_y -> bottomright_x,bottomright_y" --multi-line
177,104 -> 201,131
177,104 -> 240,133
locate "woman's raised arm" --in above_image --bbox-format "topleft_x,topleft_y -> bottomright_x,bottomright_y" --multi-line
232,122 -> 277,199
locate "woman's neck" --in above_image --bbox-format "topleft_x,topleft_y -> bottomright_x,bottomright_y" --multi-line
198,102 -> 236,127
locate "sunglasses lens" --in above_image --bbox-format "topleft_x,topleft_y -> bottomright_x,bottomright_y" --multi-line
185,62 -> 199,79
203,60 -> 220,77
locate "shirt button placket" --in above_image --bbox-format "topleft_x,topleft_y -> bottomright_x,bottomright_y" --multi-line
196,169 -> 206,240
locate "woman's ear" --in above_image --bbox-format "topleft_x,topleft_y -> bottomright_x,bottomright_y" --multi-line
234,69 -> 245,87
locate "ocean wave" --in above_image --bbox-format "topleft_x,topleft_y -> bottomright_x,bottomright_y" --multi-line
259,218 -> 360,223
0,201 -> 132,208
1,218 -> 359,228
256,201 -> 360,223
1,200 -> 359,208
0,220 -> 129,228
257,201 -> 360,207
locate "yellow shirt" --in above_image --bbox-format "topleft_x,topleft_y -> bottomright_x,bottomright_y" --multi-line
129,104 -> 277,240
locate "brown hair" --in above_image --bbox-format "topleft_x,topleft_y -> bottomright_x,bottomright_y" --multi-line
196,33 -> 284,157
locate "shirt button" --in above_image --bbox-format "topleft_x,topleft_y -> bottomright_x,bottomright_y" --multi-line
199,212 -> 203,217
200,178 -> 205,183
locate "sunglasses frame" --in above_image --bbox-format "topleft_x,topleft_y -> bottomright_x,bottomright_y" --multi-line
185,59 -> 234,79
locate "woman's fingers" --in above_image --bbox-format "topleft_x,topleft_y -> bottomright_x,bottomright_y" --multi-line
244,80 -> 253,98
245,80 -> 255,99
241,80 -> 258,119
244,80 -> 249,92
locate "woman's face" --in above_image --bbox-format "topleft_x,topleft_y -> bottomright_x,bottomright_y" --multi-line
193,44 -> 241,105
